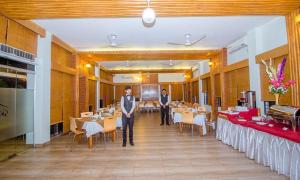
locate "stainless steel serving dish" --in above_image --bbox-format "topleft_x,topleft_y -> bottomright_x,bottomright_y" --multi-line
267,105 -> 300,132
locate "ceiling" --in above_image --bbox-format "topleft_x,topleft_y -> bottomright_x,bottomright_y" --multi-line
100,60 -> 207,71
1,0 -> 299,19
35,16 -> 277,51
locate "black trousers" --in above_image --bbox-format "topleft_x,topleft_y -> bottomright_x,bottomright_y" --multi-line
160,105 -> 169,125
122,115 -> 134,144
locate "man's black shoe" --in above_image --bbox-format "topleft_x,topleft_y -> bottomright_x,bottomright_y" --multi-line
122,143 -> 126,147
130,142 -> 134,146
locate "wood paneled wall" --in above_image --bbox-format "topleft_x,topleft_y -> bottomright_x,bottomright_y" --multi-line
215,74 -> 221,98
202,77 -> 212,105
192,81 -> 199,103
0,15 -> 38,55
183,82 -> 191,102
100,83 -> 114,107
0,16 -> 7,44
88,79 -> 96,112
171,83 -> 183,101
225,66 -> 250,107
50,70 -> 63,125
100,69 -> 113,82
286,9 -> 300,106
142,74 -> 158,84
256,45 -> 292,105
50,41 -> 76,133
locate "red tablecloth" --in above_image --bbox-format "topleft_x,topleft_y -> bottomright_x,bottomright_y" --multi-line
219,109 -> 300,143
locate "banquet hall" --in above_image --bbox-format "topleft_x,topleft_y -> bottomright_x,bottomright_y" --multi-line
0,1 -> 300,179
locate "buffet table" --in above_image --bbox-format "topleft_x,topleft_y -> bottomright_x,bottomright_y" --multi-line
216,111 -> 300,180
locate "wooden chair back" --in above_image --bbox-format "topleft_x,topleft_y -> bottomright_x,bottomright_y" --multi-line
104,117 -> 117,132
182,111 -> 194,124
75,118 -> 84,131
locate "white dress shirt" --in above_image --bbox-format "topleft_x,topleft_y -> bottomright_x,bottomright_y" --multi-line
120,95 -> 136,114
159,94 -> 170,106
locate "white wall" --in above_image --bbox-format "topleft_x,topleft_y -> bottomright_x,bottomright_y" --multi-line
255,17 -> 288,55
227,36 -> 248,65
113,74 -> 141,83
113,73 -> 186,83
158,73 -> 185,82
225,16 -> 287,113
34,32 -> 51,145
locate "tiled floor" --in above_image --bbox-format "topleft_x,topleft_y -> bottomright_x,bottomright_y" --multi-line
0,112 -> 287,179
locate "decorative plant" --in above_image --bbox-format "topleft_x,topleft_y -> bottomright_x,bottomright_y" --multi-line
262,57 -> 295,95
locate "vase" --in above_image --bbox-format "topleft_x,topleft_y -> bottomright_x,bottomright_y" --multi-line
274,93 -> 280,105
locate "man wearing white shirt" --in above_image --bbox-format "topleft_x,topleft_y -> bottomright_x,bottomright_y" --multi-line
120,86 -> 136,147
159,89 -> 170,126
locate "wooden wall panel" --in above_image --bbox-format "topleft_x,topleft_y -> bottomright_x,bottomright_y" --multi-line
62,73 -> 75,133
215,74 -> 221,97
259,56 -> 292,105
0,15 -> 7,44
192,81 -> 199,103
50,70 -> 63,125
171,84 -> 183,101
115,85 -> 126,102
183,83 -> 191,102
160,84 -> 169,93
51,42 -> 75,68
225,66 -> 250,107
6,19 -> 37,55
286,9 -> 300,106
100,69 -> 113,82
88,80 -> 96,112
142,74 -> 158,84
132,85 -> 141,99
202,78 -> 212,105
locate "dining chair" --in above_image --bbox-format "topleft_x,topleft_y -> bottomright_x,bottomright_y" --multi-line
182,110 -> 204,136
103,116 -> 117,142
70,117 -> 85,151
81,112 -> 93,118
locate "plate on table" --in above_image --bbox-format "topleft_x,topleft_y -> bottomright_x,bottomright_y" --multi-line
252,116 -> 262,121
256,122 -> 267,125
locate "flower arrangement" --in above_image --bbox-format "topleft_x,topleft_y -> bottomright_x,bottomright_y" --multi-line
262,57 -> 295,96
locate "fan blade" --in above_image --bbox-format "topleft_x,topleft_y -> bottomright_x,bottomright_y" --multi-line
190,35 -> 207,45
168,42 -> 185,46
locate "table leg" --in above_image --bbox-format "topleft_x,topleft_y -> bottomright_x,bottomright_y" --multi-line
88,136 -> 93,148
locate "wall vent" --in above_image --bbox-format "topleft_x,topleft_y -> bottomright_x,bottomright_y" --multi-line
0,43 -> 35,61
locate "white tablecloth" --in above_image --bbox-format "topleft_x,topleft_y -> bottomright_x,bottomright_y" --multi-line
216,117 -> 300,180
173,112 -> 207,135
82,121 -> 104,138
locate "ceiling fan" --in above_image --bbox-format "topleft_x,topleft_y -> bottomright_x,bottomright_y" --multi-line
101,34 -> 128,48
168,34 -> 207,46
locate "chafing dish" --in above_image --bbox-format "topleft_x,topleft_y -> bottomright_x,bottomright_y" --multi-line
267,105 -> 300,132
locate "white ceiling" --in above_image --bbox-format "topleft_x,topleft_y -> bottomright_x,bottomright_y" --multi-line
100,60 -> 208,70
34,16 -> 277,51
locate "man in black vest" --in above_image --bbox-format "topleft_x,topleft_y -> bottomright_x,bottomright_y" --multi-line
120,86 -> 136,147
159,89 -> 170,126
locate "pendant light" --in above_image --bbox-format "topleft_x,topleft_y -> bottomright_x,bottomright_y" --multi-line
142,0 -> 156,25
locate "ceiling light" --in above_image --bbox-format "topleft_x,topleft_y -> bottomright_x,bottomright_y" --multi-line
142,0 -> 156,25
86,63 -> 91,68
208,61 -> 213,66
